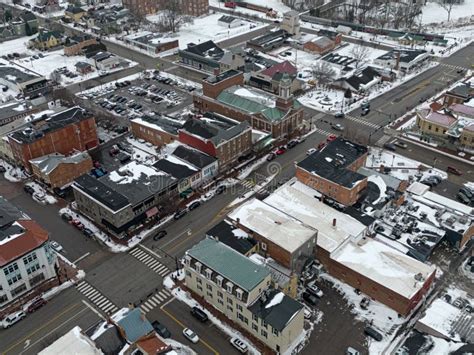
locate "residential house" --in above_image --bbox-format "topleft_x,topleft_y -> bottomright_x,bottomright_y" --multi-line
183,238 -> 305,354
64,6 -> 86,22
29,30 -> 62,50
74,61 -> 93,75
64,34 -> 97,56
116,307 -> 154,343
296,137 -> 368,206
29,151 -> 93,189
8,107 -> 98,172
336,66 -> 382,93
374,49 -> 429,72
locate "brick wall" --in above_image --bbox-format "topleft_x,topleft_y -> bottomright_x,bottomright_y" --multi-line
131,120 -> 177,147
178,130 -> 217,157
202,73 -> 244,99
155,40 -> 179,53
216,129 -> 252,168
64,38 -> 97,56
35,157 -> 93,188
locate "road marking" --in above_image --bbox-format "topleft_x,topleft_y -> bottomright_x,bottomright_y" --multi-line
72,252 -> 90,264
161,305 -> 219,355
160,228 -> 192,249
82,300 -> 106,320
2,303 -> 82,354
139,244 -> 162,259
23,340 -> 30,349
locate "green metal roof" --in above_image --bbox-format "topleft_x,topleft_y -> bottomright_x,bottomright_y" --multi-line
262,107 -> 285,121
186,238 -> 270,292
217,90 -> 268,115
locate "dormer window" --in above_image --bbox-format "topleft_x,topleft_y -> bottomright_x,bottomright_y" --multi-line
216,275 -> 223,287
226,281 -> 233,294
195,262 -> 202,273
184,255 -> 191,266
236,288 -> 243,301
205,268 -> 212,279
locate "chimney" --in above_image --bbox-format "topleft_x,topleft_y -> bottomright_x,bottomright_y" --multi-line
379,164 -> 385,173
236,218 -> 240,225
332,218 -> 336,227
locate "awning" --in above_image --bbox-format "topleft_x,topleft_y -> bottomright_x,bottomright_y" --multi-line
146,207 -> 158,218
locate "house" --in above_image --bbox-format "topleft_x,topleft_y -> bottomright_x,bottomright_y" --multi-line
228,198 -> 318,272
38,326 -> 102,355
29,30 -> 62,50
296,137 -> 368,206
153,156 -> 201,193
122,0 -> 208,16
336,66 -> 382,92
0,65 -> 48,96
206,220 -> 258,256
303,35 -> 337,55
122,0 -> 159,16
64,6 -> 86,22
443,82 -> 472,106
91,52 -> 121,71
29,151 -> 93,189
218,15 -> 242,28
249,61 -> 301,94
64,34 -> 97,56
8,107 -> 98,172
123,31 -> 178,56
116,307 -> 154,343
0,196 -> 58,307
0,11 -> 38,40
74,61 -> 93,75
183,238 -> 305,354
178,116 -> 252,170
247,29 -> 291,52
130,115 -> 183,148
374,49 -> 429,71
171,144 -> 218,182
94,326 -> 126,354
181,0 -> 209,17
135,334 -> 172,354
194,71 -> 305,139
73,162 -> 177,237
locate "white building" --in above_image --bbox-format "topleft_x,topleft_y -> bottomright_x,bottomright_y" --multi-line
0,197 -> 58,306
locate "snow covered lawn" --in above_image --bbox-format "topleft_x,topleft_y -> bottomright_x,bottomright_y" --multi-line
421,1 -> 474,24
0,35 -> 36,55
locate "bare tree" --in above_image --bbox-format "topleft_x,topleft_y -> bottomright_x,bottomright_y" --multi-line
159,0 -> 192,33
350,44 -> 370,69
438,0 -> 456,22
49,71 -> 62,85
312,61 -> 336,85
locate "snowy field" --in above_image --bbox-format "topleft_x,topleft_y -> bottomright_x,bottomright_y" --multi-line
0,35 -> 35,55
421,1 -> 474,24
147,12 -> 265,49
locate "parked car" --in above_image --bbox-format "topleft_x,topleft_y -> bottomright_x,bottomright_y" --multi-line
302,291 -> 318,306
61,212 -> 72,222
153,230 -> 167,241
33,192 -> 46,204
361,100 -> 370,109
334,112 -> 345,119
306,148 -> 317,155
360,297 -> 370,310
2,311 -> 26,328
287,140 -> 298,149
446,166 -> 462,175
24,185 -> 35,195
364,326 -> 383,341
182,328 -> 199,343
188,200 -> 201,210
152,321 -> 171,338
394,141 -> 408,149
346,346 -> 361,355
266,152 -> 276,161
190,306 -> 208,322
459,187 -> 473,200
83,228 -> 94,238
361,107 -> 370,116
230,337 -> 248,353
27,298 -> 47,313
70,219 -> 84,230
274,146 -> 286,155
306,284 -> 323,298
383,143 -> 397,151
327,134 -> 337,142
457,192 -> 471,205
173,209 -> 187,220
50,241 -> 63,253
318,142 -> 326,150
53,187 -> 68,198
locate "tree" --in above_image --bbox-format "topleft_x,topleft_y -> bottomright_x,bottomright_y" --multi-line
4,9 -> 12,22
312,61 -> 336,85
344,88 -> 352,99
438,0 -> 456,22
159,0 -> 192,33
350,44 -> 370,69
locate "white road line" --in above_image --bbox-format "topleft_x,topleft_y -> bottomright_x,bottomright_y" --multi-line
129,248 -> 142,256
159,270 -> 171,278
160,228 -> 192,249
73,252 -> 90,264
76,282 -> 90,292
147,260 -> 162,269
154,264 -> 167,272
139,244 -> 162,259
82,288 -> 99,298
95,298 -> 111,309
82,300 -> 105,319
159,290 -> 169,297
155,293 -> 165,302
103,304 -> 117,313
162,289 -> 171,296
141,304 -> 150,312
160,296 -> 175,309
147,298 -> 158,307
152,295 -> 162,303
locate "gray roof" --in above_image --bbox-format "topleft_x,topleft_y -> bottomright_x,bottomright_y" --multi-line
0,196 -> 25,229
181,118 -> 250,146
218,15 -> 238,23
117,308 -> 154,343
0,65 -> 41,84
172,145 -> 216,169
30,152 -> 91,175
186,238 -> 270,292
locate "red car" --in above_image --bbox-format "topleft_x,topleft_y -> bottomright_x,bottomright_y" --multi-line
327,134 -> 337,142
70,219 -> 84,230
27,298 -> 47,313
317,142 -> 326,150
274,146 -> 286,155
446,166 -> 462,176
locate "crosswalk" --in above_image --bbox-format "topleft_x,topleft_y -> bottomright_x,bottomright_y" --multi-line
314,127 -> 332,136
129,247 -> 171,278
76,281 -> 118,315
375,135 -> 392,147
140,288 -> 172,314
240,179 -> 256,189
439,63 -> 466,71
346,114 -> 381,129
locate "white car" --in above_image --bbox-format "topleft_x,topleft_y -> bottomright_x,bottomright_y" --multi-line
307,283 -> 324,298
230,337 -> 248,353
2,311 -> 26,328
33,192 -> 46,204
306,148 -> 317,155
183,328 -> 199,343
50,241 -> 63,253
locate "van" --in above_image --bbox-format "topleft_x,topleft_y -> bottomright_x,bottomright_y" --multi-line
364,326 -> 383,341
191,307 -> 208,322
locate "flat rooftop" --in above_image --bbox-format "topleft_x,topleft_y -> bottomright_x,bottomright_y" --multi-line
264,179 -> 367,253
0,64 -> 41,84
131,116 -> 183,136
228,198 -> 317,253
332,238 -> 436,299
205,69 -> 241,84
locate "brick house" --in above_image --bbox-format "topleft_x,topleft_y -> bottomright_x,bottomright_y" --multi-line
303,35 -> 337,55
178,117 -> 252,171
296,137 -> 368,206
122,0 -> 208,16
29,151 -> 93,189
8,107 -> 98,173
442,82 -> 472,106
64,35 -> 97,56
130,116 -> 183,147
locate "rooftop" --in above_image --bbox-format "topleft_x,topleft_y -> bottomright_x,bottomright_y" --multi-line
218,15 -> 239,23
181,118 -> 250,146
331,238 -> 436,299
172,145 -> 216,169
0,65 -> 41,84
297,137 -> 368,188
345,66 -> 381,91
116,308 -> 154,343
30,151 -> 91,175
264,179 -> 367,253
186,238 -> 270,292
228,198 -> 317,253
376,49 -> 428,63
260,60 -> 297,77
153,158 -> 197,180
248,289 -> 303,332
422,111 -> 457,127
38,326 -> 101,355
184,40 -> 224,61
248,29 -> 289,48
206,220 -> 257,255
131,115 -> 184,136
204,69 -> 242,84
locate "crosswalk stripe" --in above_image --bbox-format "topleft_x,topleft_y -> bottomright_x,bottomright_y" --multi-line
152,294 -> 162,303
147,260 -> 162,269
76,282 -> 90,292
155,293 -> 165,302
141,255 -> 155,264
153,264 -> 167,272
103,304 -> 116,313
95,298 -> 111,309
129,248 -> 143,256
77,285 -> 93,294
147,298 -> 158,307
159,270 -> 171,277
88,292 -> 104,303
132,250 -> 148,259
141,304 -> 150,312
162,289 -> 171,296
82,288 -> 99,298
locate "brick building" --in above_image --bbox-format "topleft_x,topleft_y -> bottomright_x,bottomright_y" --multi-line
296,137 -> 368,206
248,61 -> 302,95
303,35 -> 338,55
194,72 -> 304,139
178,116 -> 252,170
443,82 -> 472,106
130,116 -> 183,147
64,34 -> 97,56
8,107 -> 98,173
123,0 -> 208,16
29,151 -> 93,189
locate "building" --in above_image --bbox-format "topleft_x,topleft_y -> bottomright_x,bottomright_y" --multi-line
247,29 -> 291,52
73,161 -> 177,236
29,151 -> 93,189
91,52 -> 121,71
181,0 -> 208,17
0,11 -> 38,40
303,35 -> 336,54
122,0 -> 158,15
442,82 -> 472,106
153,156 -> 200,193
183,238 -> 304,354
336,66 -> 382,93
130,116 -> 183,148
374,49 -> 429,71
179,40 -> 244,74
171,144 -> 218,182
228,198 -> 318,271
218,15 -> 242,28
38,326 -> 102,355
122,0 -> 208,16
0,197 -> 58,307
75,61 -> 94,75
0,102 -> 38,127
64,6 -> 86,22
64,34 -> 97,56
123,31 -> 178,56
296,137 -> 368,206
116,307 -> 154,343
178,117 -> 252,170
249,61 -> 301,95
0,65 -> 48,96
29,30 -> 62,50
8,107 -> 98,172
206,220 -> 258,256
280,11 -> 300,37
194,71 -> 304,139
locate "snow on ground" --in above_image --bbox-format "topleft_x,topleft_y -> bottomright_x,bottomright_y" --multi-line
333,42 -> 388,63
368,175 -> 387,205
25,181 -> 57,204
425,335 -> 465,355
237,156 -> 268,180
147,12 -> 265,49
298,88 -> 348,113
421,1 -> 474,24
209,0 -> 290,19
270,46 -> 317,70
127,137 -> 158,157
0,35 -> 36,55
0,159 -> 28,182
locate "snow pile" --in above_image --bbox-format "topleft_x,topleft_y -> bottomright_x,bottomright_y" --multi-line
426,336 -> 465,355
265,292 -> 284,309
108,161 -> 165,184
232,228 -> 249,239
368,175 -> 388,205
38,326 -> 102,355
421,1 -> 474,24
237,156 -> 268,180
1,159 -> 28,182
25,181 -> 57,204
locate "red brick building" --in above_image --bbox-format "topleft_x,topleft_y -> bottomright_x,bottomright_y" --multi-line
303,35 -> 338,55
130,116 -> 181,147
8,107 -> 98,173
123,0 -> 208,16
64,35 -> 97,56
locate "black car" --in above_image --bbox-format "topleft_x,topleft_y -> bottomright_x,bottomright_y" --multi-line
216,185 -> 226,195
83,228 -> 94,238
153,230 -> 167,241
173,209 -> 187,220
151,321 -> 171,338
188,200 -> 201,210
287,140 -> 298,149
53,187 -> 68,198
383,143 -> 396,151
61,213 -> 72,222
364,327 -> 383,341
361,108 -> 370,116
302,291 -> 318,306
24,185 -> 35,195
191,307 -> 208,322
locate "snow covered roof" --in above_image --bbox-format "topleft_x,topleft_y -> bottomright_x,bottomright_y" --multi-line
406,181 -> 431,196
331,238 -> 436,299
423,111 -> 457,127
422,191 -> 473,216
228,198 -> 317,253
30,151 -> 91,175
263,179 -> 366,253
38,326 -> 102,355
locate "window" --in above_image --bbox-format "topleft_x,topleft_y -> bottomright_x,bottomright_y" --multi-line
7,273 -> 22,286
29,273 -> 45,287
205,268 -> 212,279
184,256 -> 191,266
217,291 -> 223,299
243,316 -> 248,325
216,275 -> 223,287
185,270 -> 191,277
252,323 -> 258,332
3,263 -> 19,276
261,329 -> 268,338
0,294 -> 7,304
206,284 -> 212,291
272,328 -> 279,336
252,314 -> 258,322
27,264 -> 41,275
236,288 -> 243,301
196,277 -> 202,284
206,291 -> 213,298
261,320 -> 268,328
23,252 -> 37,265
226,282 -> 233,293
227,305 -> 233,312
197,285 -> 203,291
237,313 -> 244,321
261,242 -> 267,251
11,283 -> 27,297
236,304 -> 243,311
218,298 -> 224,305
227,297 -> 233,305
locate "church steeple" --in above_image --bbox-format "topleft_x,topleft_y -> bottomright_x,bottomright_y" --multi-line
276,73 -> 293,111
